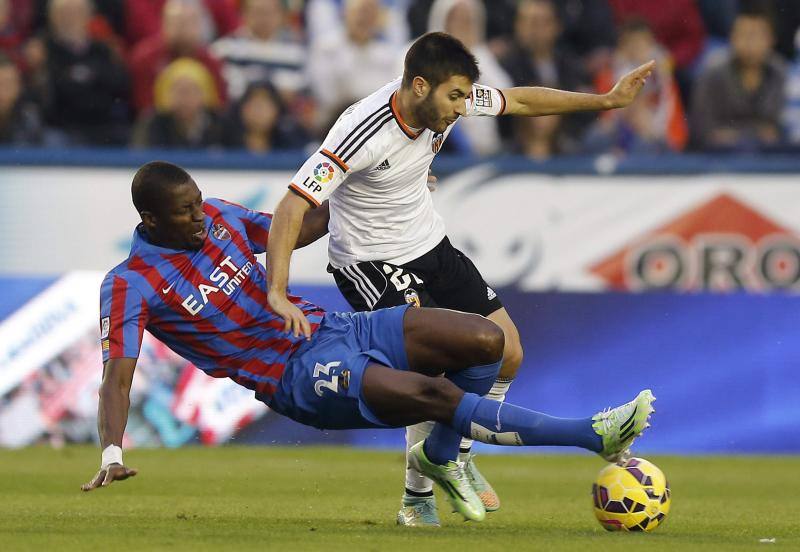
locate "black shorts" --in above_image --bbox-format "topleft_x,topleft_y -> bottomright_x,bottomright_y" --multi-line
329,237 -> 502,317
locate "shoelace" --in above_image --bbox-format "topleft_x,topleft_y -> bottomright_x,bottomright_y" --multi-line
596,402 -> 635,433
445,462 -> 470,488
595,407 -> 614,433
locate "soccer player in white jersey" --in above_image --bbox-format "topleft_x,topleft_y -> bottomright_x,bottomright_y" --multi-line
266,32 -> 654,527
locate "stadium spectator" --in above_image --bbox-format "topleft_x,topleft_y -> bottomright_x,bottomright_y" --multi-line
426,0 -> 512,156
501,0 -> 588,91
552,0 -> 616,68
20,0 -> 128,61
0,53 -> 43,145
129,0 -> 227,113
307,0 -> 398,128
499,0 -> 592,149
607,0 -> 705,103
406,0 -> 517,43
607,0 -> 705,73
691,9 -> 786,152
31,0 -> 130,145
210,0 -> 307,102
133,57 -> 223,149
220,80 -> 309,152
584,18 -> 688,155
124,0 -> 240,48
306,0 -> 409,52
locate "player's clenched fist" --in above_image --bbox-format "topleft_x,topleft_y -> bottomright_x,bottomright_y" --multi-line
81,464 -> 138,492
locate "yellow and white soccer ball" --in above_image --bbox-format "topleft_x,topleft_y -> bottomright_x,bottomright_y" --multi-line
592,457 -> 671,532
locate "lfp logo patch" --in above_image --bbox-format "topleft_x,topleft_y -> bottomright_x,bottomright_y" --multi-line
313,162 -> 335,183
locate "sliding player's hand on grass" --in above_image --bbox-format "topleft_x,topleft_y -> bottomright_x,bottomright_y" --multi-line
268,289 -> 312,339
606,60 -> 655,109
81,464 -> 138,492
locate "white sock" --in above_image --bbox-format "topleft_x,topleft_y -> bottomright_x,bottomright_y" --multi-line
405,420 -> 435,495
457,378 -> 514,462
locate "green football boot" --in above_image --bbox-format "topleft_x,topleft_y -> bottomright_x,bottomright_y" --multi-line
407,441 -> 486,522
461,453 -> 500,512
396,495 -> 440,527
592,389 -> 656,462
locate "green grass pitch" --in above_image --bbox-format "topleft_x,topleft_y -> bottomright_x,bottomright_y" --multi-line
1,446 -> 796,550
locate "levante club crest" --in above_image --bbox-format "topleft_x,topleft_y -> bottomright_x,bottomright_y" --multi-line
212,223 -> 231,241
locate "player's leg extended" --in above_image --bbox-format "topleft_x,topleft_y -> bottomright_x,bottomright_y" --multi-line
361,363 -> 657,500
461,318 -> 655,463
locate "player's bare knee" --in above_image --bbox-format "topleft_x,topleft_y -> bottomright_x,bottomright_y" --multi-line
473,319 -> 505,365
500,338 -> 523,378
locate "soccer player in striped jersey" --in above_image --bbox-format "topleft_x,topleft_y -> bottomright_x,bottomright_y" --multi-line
82,161 -> 656,525
267,32 -> 655,526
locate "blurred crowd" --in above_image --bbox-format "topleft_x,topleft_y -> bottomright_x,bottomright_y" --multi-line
2,0 -> 800,158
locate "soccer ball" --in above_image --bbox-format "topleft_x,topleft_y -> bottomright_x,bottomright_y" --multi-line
592,457 -> 671,532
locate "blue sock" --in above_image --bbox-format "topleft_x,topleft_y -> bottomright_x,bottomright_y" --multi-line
423,360 -> 500,465
450,393 -> 602,452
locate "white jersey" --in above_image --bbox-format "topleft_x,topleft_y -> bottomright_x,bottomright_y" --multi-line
289,77 -> 506,268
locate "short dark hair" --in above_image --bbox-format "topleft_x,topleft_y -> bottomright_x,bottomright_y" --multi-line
402,32 -> 480,89
736,0 -> 776,33
131,161 -> 191,213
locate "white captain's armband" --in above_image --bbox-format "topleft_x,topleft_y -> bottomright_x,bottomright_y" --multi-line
466,84 -> 506,117
288,148 -> 349,207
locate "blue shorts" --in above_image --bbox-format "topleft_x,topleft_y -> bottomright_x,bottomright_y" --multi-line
263,304 -> 411,430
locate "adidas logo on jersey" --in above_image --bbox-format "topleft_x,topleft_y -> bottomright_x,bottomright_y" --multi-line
487,286 -> 497,300
374,159 -> 391,171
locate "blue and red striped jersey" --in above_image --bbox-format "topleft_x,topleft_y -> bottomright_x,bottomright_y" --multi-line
99,198 -> 325,399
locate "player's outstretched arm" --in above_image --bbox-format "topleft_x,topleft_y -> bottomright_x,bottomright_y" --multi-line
81,358 -> 138,491
501,60 -> 655,117
267,190 -> 313,338
295,200 -> 330,249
